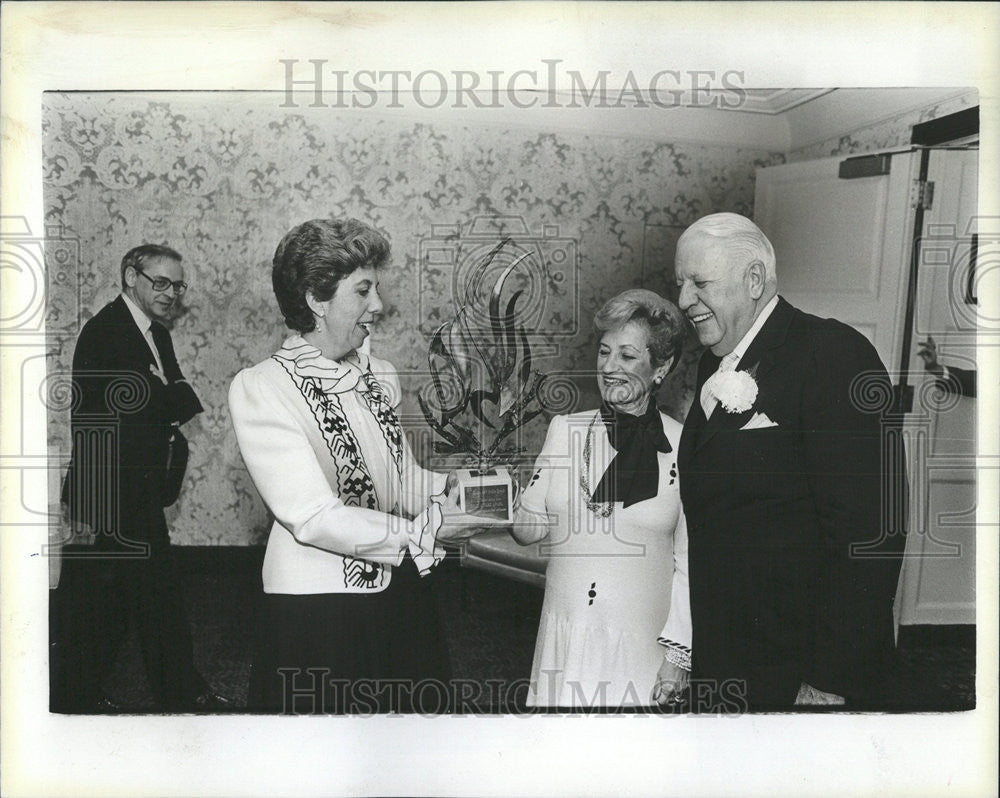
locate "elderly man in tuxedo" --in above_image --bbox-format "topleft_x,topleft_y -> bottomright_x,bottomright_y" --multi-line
665,213 -> 906,710
53,244 -> 226,712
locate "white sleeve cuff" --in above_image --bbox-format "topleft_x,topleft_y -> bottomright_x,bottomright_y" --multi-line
406,491 -> 447,577
658,638 -> 692,672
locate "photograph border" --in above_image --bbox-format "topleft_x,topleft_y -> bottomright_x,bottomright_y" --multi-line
2,3 -> 998,796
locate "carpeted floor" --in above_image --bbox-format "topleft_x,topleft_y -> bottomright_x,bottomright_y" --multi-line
50,547 -> 975,714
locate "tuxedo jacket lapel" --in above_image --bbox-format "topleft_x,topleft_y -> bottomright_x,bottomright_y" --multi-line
695,393 -> 754,451
690,297 -> 795,453
147,310 -> 203,424
680,351 -> 716,460
110,296 -> 158,373
150,320 -> 184,381
107,297 -> 201,424
734,296 -> 794,384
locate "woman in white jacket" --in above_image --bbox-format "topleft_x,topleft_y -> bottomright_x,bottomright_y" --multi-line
230,218 -> 476,713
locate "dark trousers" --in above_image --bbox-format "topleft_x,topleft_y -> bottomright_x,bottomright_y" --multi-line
50,539 -> 205,712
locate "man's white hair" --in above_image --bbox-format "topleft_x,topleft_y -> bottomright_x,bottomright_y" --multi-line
678,212 -> 777,287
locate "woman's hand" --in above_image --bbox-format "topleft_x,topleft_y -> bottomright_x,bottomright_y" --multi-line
436,489 -> 505,542
651,658 -> 690,708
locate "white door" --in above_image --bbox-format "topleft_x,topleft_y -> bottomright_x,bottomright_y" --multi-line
754,152 -> 919,371
897,148 -> 978,625
754,148 -> 977,626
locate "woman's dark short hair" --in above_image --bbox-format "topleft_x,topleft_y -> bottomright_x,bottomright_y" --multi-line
594,288 -> 685,373
272,218 -> 391,333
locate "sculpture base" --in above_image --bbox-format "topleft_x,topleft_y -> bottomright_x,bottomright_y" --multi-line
455,466 -> 513,522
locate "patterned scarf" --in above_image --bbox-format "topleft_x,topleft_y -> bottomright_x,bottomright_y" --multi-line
273,337 -> 405,589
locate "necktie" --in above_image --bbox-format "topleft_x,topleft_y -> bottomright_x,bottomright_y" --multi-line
700,352 -> 739,419
145,327 -> 165,374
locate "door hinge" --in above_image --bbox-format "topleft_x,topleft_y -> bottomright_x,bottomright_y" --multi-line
910,179 -> 935,210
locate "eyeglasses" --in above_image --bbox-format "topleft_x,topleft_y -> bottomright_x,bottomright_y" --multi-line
136,269 -> 188,295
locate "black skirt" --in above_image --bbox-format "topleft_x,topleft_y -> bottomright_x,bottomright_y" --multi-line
248,553 -> 451,714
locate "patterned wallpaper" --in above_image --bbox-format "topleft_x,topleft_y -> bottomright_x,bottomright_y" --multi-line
788,90 -> 979,161
44,92 -> 785,545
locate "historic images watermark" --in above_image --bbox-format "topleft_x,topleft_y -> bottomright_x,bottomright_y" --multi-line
276,670 -> 749,716
280,60 -> 747,110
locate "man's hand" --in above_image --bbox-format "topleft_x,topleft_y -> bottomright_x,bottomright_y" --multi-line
917,336 -> 944,376
794,682 -> 845,706
149,363 -> 168,385
60,503 -> 95,546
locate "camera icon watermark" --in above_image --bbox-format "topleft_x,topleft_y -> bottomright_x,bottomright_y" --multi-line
0,216 -> 81,335
417,215 -> 578,338
917,216 -> 1000,336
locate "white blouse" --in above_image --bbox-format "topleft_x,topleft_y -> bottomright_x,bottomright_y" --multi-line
229,337 -> 447,595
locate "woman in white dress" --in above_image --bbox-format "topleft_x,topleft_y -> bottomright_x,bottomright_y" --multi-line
512,289 -> 691,709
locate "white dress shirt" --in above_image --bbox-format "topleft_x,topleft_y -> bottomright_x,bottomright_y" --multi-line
701,294 -> 779,419
121,292 -> 164,373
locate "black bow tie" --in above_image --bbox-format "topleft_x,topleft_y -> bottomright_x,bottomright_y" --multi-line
590,401 -> 672,509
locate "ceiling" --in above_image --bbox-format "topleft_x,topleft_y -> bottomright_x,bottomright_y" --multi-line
727,88 -> 837,115
412,86 -> 973,152
512,86 -> 975,151
148,86 -> 975,154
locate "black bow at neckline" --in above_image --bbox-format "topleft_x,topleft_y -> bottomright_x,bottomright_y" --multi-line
589,400 -> 672,509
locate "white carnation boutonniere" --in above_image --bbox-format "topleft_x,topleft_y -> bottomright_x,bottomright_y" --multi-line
707,365 -> 759,414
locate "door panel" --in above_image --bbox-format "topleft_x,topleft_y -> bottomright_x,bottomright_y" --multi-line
755,148 -> 977,627
754,153 -> 919,372
898,148 -> 978,625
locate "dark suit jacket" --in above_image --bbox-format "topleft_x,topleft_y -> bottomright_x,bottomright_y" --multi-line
62,296 -> 202,548
678,297 -> 907,708
940,365 -> 977,398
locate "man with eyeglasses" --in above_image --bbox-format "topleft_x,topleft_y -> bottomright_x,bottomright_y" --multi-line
53,244 -> 228,712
